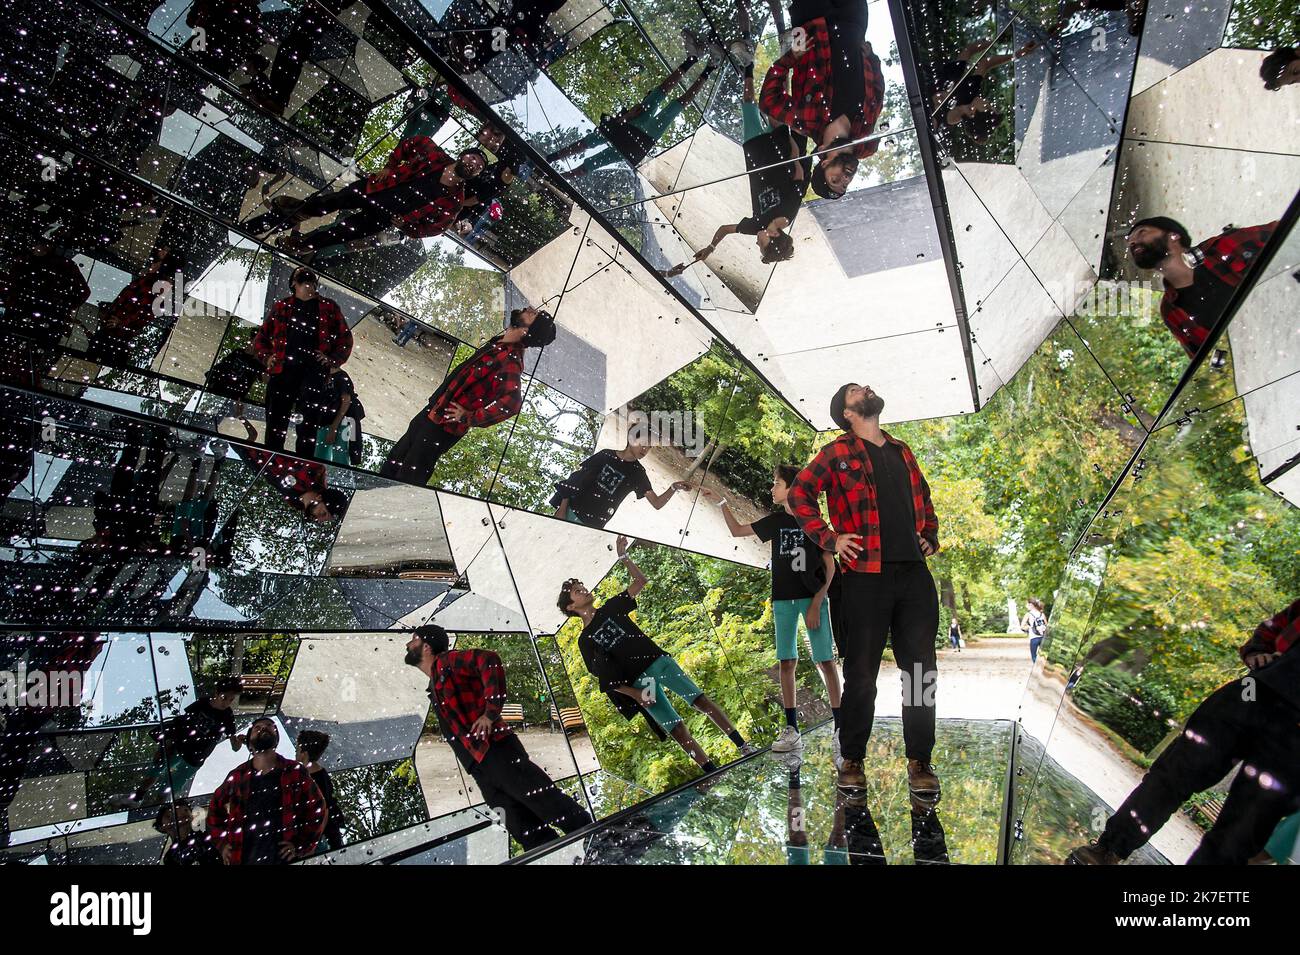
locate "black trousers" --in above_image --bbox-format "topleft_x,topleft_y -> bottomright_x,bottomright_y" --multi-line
834,562 -> 939,762
1100,679 -> 1300,864
379,408 -> 462,485
469,734 -> 592,851
264,363 -> 315,456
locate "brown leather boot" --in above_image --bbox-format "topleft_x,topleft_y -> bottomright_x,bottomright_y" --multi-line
907,759 -> 941,801
1065,841 -> 1122,865
837,758 -> 867,805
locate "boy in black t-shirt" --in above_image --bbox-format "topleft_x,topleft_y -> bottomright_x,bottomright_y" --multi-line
558,536 -> 755,771
296,730 -> 344,852
551,436 -> 691,529
156,799 -> 221,866
674,60 -> 808,273
700,466 -> 842,757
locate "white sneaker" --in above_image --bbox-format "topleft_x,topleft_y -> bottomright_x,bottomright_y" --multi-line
771,725 -> 803,752
833,729 -> 843,770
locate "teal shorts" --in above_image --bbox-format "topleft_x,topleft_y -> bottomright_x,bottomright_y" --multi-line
742,101 -> 771,141
562,509 -> 586,525
1265,812 -> 1298,863
634,655 -> 704,731
773,597 -> 834,662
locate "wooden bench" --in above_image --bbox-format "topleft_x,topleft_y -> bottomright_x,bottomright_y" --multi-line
239,673 -> 287,698
500,703 -> 526,724
551,704 -> 586,732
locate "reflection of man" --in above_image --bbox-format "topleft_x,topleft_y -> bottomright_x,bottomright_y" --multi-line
208,717 -> 326,865
403,624 -> 591,850
236,420 -> 351,523
251,267 -> 353,457
0,241 -> 91,381
379,308 -> 555,485
759,0 -> 884,198
550,436 -> 690,528
1068,598 -> 1300,865
1126,216 -> 1277,358
275,146 -> 487,255
788,384 -> 941,806
558,537 -> 755,771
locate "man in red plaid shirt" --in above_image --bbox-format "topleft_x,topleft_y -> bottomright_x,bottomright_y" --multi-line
252,266 -> 353,457
404,624 -> 591,850
236,420 -> 350,523
380,307 -> 556,485
1126,216 -> 1278,358
759,0 -> 884,199
207,717 -> 326,864
1069,597 -> 1300,865
275,144 -> 487,256
788,382 -> 942,806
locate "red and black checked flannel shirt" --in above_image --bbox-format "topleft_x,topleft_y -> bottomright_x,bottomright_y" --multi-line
365,135 -> 466,239
788,430 -> 938,574
426,337 -> 525,437
207,754 -> 325,865
102,274 -> 161,335
427,648 -> 514,764
1240,597 -> 1300,660
233,443 -> 328,511
251,295 -> 353,376
759,17 -> 886,159
1160,221 -> 1276,357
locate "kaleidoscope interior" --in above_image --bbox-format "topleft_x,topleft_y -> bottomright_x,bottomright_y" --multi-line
0,0 -> 1296,866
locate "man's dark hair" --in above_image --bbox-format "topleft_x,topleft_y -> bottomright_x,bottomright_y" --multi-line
810,139 -> 856,199
556,579 -> 579,616
297,730 -> 331,763
156,247 -> 186,274
774,464 -> 801,487
248,716 -> 277,734
154,799 -> 191,834
289,267 -> 317,291
962,109 -> 1003,144
523,309 -> 556,348
413,624 -> 450,655
761,232 -> 795,264
321,487 -> 350,523
207,675 -> 243,697
1127,216 -> 1192,248
1260,47 -> 1298,91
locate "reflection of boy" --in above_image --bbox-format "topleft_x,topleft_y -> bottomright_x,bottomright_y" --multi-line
558,537 -> 754,771
550,439 -> 689,528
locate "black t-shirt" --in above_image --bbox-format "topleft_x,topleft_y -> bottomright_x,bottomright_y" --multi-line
163,834 -> 222,866
598,113 -> 655,166
427,678 -> 475,770
284,297 -> 321,367
1174,267 -> 1237,333
827,17 -> 868,122
162,698 -> 237,766
863,440 -> 922,562
241,768 -> 286,865
312,767 -> 344,845
739,129 -> 809,234
550,450 -> 653,528
752,511 -> 824,601
577,592 -> 666,690
934,60 -> 984,115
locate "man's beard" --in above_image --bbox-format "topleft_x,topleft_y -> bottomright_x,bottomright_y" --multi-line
850,393 -> 885,419
454,160 -> 478,179
250,731 -> 277,753
403,647 -> 423,667
1130,236 -> 1169,269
